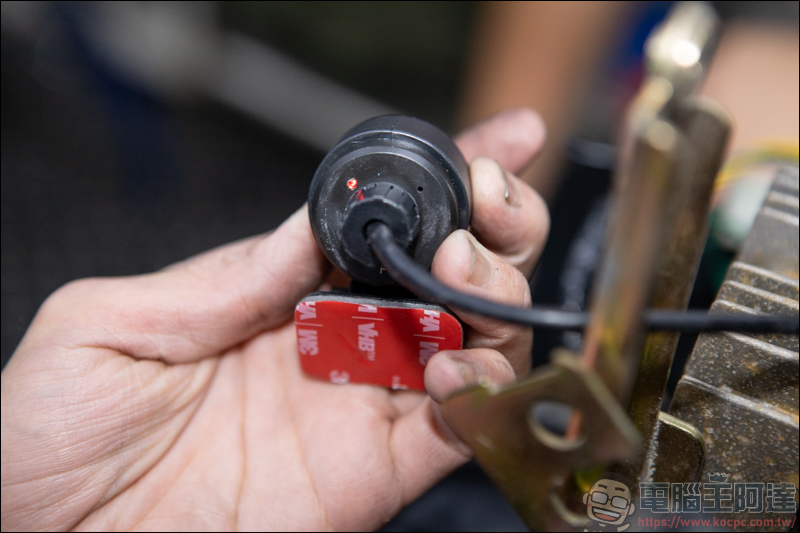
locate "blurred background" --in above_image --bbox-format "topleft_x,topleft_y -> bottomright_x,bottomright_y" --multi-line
1,2 -> 798,530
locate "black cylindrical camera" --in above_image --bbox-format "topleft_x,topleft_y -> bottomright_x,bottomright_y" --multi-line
308,115 -> 471,285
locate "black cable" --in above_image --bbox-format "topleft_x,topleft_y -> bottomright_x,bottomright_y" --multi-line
367,222 -> 799,334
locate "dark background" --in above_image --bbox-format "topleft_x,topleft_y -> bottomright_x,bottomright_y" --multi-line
1,1 -> 474,369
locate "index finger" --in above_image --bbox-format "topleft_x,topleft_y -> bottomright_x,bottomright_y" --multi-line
455,108 -> 546,175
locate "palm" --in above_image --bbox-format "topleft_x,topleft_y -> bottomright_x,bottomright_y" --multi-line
21,323 -> 428,531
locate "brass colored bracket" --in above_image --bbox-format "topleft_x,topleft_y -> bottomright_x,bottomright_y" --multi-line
440,3 -> 732,531
441,351 -> 640,531
647,412 -> 706,484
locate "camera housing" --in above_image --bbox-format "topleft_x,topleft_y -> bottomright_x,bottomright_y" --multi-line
308,115 -> 471,285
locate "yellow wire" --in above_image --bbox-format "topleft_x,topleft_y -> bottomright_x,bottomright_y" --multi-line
714,138 -> 799,191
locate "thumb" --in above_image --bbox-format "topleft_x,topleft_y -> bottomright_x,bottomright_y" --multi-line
23,206 -> 330,364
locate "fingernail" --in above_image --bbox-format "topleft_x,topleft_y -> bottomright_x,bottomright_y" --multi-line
464,233 -> 496,287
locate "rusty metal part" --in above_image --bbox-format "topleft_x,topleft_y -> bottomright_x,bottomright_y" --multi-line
614,1 -> 720,191
440,3 -> 729,530
646,412 -> 706,484
728,261 -> 799,301
680,332 -> 798,413
619,98 -> 729,491
441,351 -> 640,531
645,2 -> 719,103
436,4 -> 776,530
718,281 -> 798,320
669,167 -> 799,532
739,168 -> 800,280
670,380 -> 798,532
441,112 -> 683,530
580,116 -> 680,405
710,300 -> 798,352
570,1 -> 722,409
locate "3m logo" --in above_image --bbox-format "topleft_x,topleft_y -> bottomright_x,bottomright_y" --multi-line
358,322 -> 378,361
420,310 -> 440,332
419,341 -> 439,366
295,297 -> 462,390
297,301 -> 317,320
298,329 -> 319,355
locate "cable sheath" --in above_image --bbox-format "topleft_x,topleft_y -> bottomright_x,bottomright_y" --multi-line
367,223 -> 799,334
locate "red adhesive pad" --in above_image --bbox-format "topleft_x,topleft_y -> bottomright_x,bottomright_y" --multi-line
295,293 -> 463,391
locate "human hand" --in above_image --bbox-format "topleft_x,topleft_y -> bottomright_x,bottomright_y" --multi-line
1,109 -> 549,531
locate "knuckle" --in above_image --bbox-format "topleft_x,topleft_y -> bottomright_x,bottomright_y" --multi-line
470,349 -> 515,379
526,188 -> 551,234
463,263 -> 533,356
39,278 -> 110,319
467,323 -> 531,351
43,278 -> 93,307
499,108 -> 546,147
496,264 -> 532,305
491,355 -> 516,380
472,182 -> 548,245
471,156 -> 504,180
512,108 -> 546,139
472,203 -> 515,235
